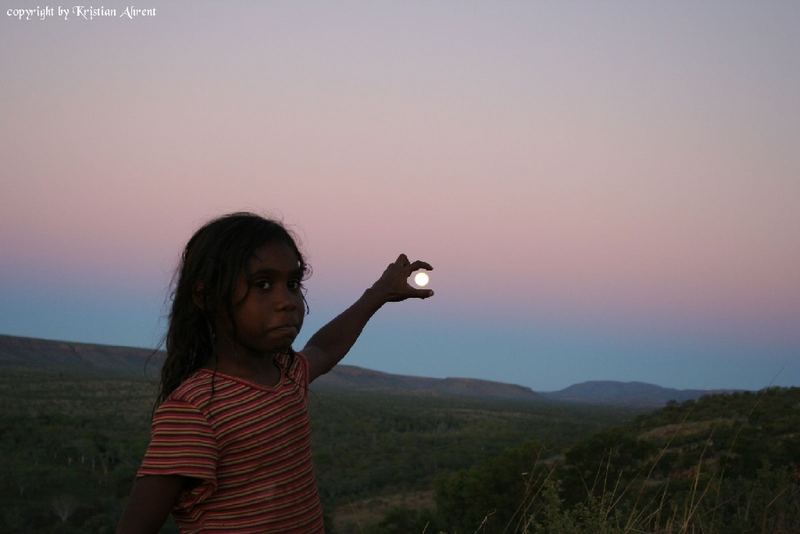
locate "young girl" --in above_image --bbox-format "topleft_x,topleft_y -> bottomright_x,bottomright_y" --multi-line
117,212 -> 433,533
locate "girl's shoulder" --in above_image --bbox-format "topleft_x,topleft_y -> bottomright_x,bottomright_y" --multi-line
165,368 -> 216,406
276,350 -> 310,385
162,352 -> 310,408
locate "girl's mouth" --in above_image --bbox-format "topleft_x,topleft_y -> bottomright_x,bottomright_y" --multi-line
270,325 -> 298,335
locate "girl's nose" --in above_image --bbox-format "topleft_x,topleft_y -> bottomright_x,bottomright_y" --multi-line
273,286 -> 299,310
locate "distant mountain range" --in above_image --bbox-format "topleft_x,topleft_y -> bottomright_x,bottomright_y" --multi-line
311,363 -> 539,401
0,334 -> 740,406
539,380 -> 740,408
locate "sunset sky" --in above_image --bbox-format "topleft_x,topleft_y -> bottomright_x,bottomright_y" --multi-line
1,1 -> 798,391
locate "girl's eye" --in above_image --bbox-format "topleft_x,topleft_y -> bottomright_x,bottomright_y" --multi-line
288,280 -> 303,291
253,280 -> 303,291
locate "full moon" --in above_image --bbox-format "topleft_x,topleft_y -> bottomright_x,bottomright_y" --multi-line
413,272 -> 430,287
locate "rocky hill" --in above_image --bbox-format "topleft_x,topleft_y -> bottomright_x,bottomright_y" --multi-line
311,364 -> 540,401
0,333 -> 162,378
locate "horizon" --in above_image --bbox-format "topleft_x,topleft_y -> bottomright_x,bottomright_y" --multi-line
2,2 -> 798,392
0,331 -> 773,393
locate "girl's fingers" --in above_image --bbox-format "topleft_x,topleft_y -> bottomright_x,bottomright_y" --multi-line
372,256 -> 435,301
410,288 -> 434,299
392,254 -> 431,272
388,286 -> 433,301
409,260 -> 433,271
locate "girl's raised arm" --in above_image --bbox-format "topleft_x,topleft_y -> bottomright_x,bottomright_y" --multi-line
303,254 -> 433,382
116,475 -> 190,534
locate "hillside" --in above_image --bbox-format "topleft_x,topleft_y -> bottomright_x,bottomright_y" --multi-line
0,333 -> 162,378
550,387 -> 800,529
3,333 -> 791,532
395,387 -> 800,533
561,386 -> 800,484
312,363 -> 540,401
0,358 -> 634,533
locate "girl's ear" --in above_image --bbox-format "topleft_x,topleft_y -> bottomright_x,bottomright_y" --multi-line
192,281 -> 205,309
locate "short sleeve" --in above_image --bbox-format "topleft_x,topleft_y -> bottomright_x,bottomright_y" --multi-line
136,398 -> 219,507
289,351 -> 311,390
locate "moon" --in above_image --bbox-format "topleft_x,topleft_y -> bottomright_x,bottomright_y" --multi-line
413,272 -> 430,287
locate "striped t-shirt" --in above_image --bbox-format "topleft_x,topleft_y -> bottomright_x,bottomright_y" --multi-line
137,352 -> 324,533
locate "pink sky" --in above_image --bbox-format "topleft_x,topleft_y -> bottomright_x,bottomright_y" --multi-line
1,2 -> 798,389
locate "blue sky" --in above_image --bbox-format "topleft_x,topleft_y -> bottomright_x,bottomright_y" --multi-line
2,1 -> 798,391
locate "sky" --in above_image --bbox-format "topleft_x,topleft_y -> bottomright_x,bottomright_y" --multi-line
1,1 -> 798,391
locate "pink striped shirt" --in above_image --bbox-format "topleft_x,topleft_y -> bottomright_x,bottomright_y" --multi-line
137,352 -> 324,533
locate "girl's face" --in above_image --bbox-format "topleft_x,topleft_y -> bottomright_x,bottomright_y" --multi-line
218,240 -> 305,357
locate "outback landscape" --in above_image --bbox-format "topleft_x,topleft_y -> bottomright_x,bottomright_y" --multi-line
5,1 -> 799,532
1,334 -> 798,533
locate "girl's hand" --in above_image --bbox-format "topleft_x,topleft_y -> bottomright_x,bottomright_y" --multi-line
304,253 -> 434,380
370,253 -> 434,303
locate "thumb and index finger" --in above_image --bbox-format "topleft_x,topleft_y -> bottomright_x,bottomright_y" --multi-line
393,253 -> 434,299
395,253 -> 433,273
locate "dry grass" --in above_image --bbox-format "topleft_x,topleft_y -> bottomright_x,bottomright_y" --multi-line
637,419 -> 736,442
333,489 -> 435,533
503,389 -> 799,534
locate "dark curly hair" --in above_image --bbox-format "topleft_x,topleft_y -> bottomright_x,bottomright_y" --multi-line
151,212 -> 311,412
